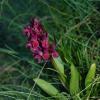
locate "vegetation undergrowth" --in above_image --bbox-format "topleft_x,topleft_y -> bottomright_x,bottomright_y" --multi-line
0,0 -> 100,100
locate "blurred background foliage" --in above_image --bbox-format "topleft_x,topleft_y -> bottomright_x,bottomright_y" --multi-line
0,0 -> 100,99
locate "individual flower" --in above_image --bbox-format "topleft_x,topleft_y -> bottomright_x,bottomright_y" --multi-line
23,18 -> 58,62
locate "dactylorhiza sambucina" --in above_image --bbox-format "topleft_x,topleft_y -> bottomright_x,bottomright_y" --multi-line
23,18 -> 67,90
23,18 -> 58,62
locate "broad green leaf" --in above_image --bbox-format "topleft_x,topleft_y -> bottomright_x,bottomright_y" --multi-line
57,93 -> 68,100
85,63 -> 96,90
70,63 -> 80,95
34,78 -> 59,96
33,78 -> 67,100
51,57 -> 64,75
51,57 -> 67,86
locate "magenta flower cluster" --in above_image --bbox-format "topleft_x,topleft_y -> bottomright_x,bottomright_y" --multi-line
23,18 -> 58,62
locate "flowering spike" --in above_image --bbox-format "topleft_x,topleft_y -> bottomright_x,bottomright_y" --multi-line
23,18 -> 58,62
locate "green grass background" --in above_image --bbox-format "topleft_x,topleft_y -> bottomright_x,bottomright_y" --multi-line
0,0 -> 100,99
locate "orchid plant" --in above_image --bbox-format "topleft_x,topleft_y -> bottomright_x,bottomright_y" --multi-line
23,18 -> 97,100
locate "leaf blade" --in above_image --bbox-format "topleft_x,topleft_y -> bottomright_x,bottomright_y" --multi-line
33,78 -> 59,96
85,63 -> 96,92
51,57 -> 67,87
51,57 -> 64,75
70,63 -> 80,95
33,78 -> 68,100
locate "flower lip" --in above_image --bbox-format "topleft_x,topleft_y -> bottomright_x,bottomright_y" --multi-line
42,40 -> 49,48
42,52 -> 50,60
52,51 -> 59,58
32,40 -> 39,48
23,26 -> 31,37
31,18 -> 44,33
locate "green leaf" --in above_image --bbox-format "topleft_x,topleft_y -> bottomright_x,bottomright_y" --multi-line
51,57 -> 67,87
57,93 -> 68,100
51,57 -> 64,75
33,78 -> 68,100
85,63 -> 96,91
34,78 -> 59,96
70,63 -> 80,95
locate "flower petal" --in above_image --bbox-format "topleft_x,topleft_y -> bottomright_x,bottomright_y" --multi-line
52,51 -> 59,58
32,40 -> 39,48
43,52 -> 50,60
42,40 -> 49,48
